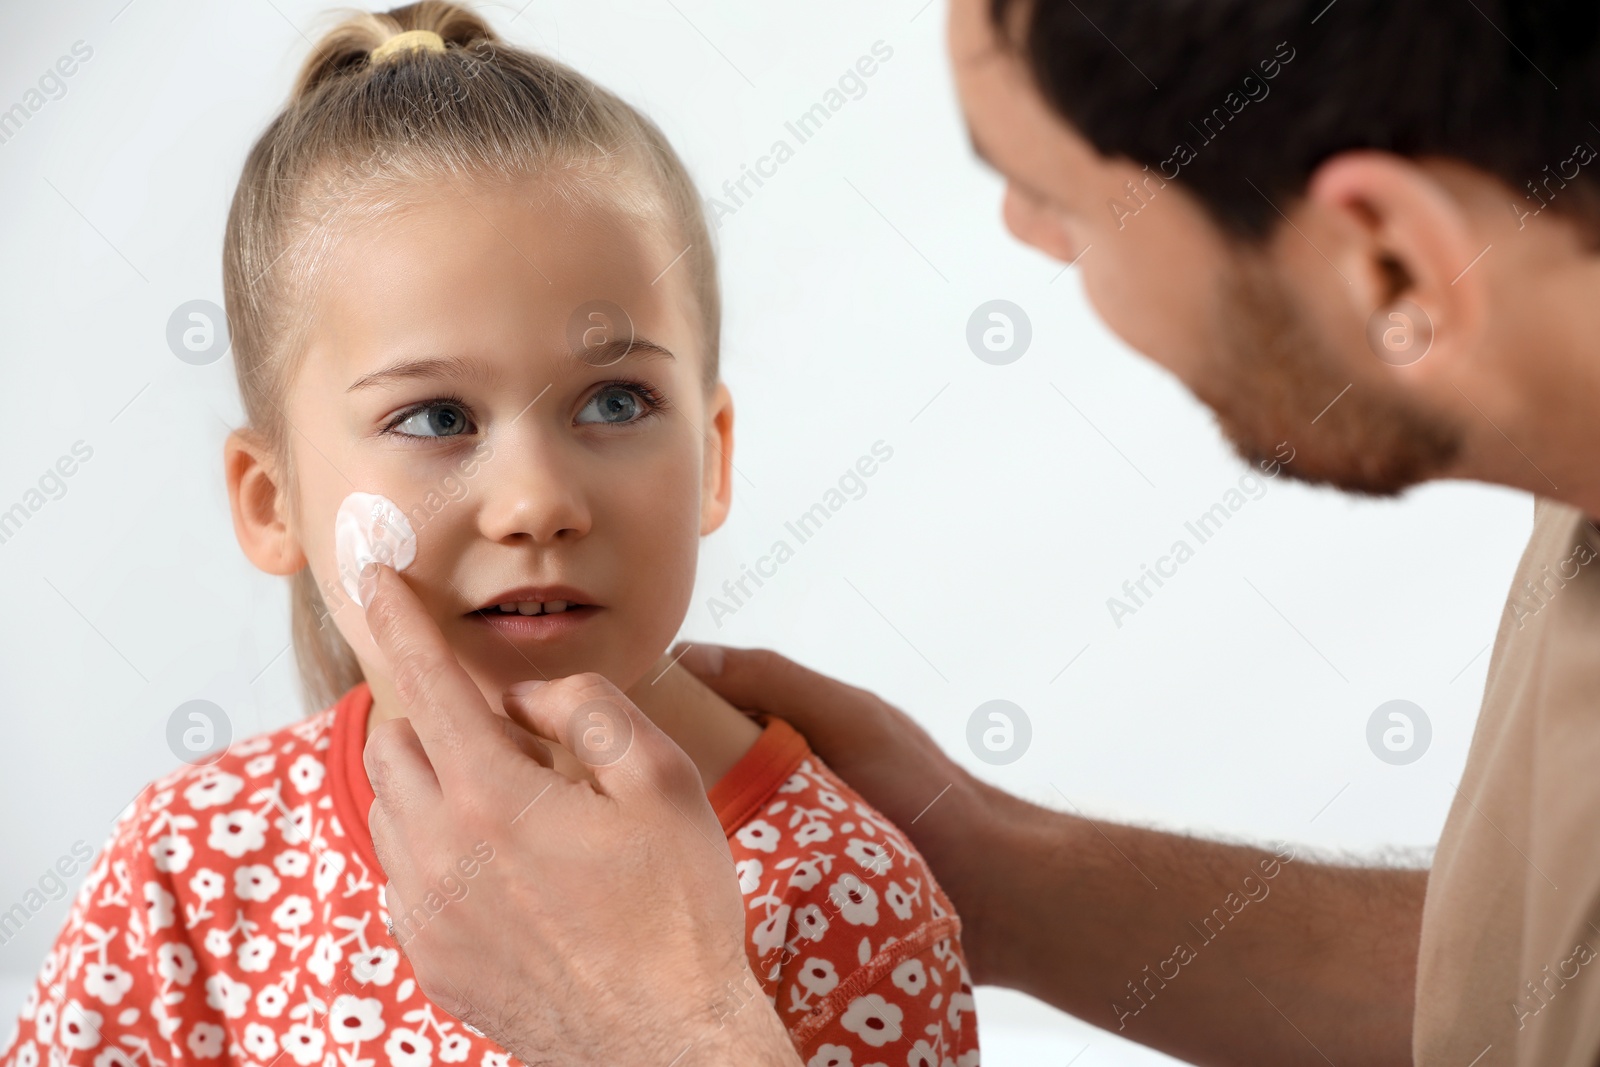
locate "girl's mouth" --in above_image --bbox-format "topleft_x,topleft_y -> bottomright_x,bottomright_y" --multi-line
480,600 -> 585,617
467,601 -> 598,639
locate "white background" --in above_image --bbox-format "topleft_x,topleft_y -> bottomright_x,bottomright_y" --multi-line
0,1 -> 1534,1062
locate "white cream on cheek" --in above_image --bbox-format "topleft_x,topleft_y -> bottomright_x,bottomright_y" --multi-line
334,491 -> 417,608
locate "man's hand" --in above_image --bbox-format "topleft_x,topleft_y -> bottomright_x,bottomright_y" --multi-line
358,564 -> 802,1067
676,643 -> 1425,1067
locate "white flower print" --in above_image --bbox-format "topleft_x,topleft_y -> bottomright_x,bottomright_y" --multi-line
735,819 -> 781,854
7,698 -> 981,1067
234,864 -> 282,901
313,848 -> 346,896
282,1024 -> 326,1066
155,942 -> 197,985
883,881 -> 913,922
735,859 -> 763,894
307,932 -> 342,984
806,1046 -> 853,1067
946,990 -> 975,1029
288,753 -> 326,794
184,772 -> 245,810
242,1022 -> 278,1060
33,1000 -> 56,1045
275,803 -> 314,850
788,857 -> 826,892
328,994 -> 385,1043
890,958 -> 927,997
272,893 -> 314,929
236,934 -> 276,973
187,1021 -> 225,1058
797,957 -> 839,999
384,1026 -> 432,1067
189,867 -> 226,903
82,963 -> 133,1007
58,1000 -> 102,1050
203,927 -> 232,958
234,734 -> 273,756
275,849 -> 311,878
149,833 -> 193,873
208,809 -> 269,859
350,946 -> 399,986
205,972 -> 251,1018
830,875 -> 880,927
793,903 -> 830,942
751,904 -> 792,956
838,994 -> 901,1048
143,881 -> 175,930
256,983 -> 288,1018
844,839 -> 891,877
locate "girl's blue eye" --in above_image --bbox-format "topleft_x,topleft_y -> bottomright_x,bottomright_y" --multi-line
392,402 -> 471,438
577,385 -> 648,425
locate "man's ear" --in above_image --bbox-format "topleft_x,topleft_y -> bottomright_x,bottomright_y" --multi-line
224,429 -> 306,576
1303,150 -> 1489,384
700,382 -> 734,536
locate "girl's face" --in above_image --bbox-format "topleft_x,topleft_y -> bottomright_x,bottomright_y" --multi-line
261,175 -> 731,703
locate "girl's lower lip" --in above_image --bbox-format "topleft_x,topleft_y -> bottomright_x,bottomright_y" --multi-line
466,606 -> 597,640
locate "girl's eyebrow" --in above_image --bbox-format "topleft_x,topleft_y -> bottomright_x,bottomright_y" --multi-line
347,339 -> 675,393
347,355 -> 502,393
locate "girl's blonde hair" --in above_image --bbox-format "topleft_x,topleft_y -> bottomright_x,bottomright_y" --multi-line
223,1 -> 719,715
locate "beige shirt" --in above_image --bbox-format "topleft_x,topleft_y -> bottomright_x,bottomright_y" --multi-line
1416,496 -> 1600,1066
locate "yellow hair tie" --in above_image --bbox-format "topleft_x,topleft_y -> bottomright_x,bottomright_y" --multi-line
370,29 -> 447,64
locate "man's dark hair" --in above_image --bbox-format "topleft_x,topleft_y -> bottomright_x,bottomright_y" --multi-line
988,0 -> 1600,240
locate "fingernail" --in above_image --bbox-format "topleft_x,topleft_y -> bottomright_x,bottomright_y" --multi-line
506,679 -> 547,700
677,643 -> 725,677
358,562 -> 380,608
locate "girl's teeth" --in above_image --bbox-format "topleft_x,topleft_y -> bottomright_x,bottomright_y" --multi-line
488,600 -> 581,616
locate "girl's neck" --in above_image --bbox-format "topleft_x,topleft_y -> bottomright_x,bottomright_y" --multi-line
362,656 -> 764,791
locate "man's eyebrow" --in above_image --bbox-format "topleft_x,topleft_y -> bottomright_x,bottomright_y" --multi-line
346,338 -> 675,393
966,126 -> 1056,206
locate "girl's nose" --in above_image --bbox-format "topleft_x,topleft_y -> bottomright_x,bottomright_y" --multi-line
476,436 -> 592,546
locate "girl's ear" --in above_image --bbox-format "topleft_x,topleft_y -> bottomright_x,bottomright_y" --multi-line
224,429 -> 306,576
699,381 -> 735,536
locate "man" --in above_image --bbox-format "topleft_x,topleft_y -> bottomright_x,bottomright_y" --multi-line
359,0 -> 1600,1063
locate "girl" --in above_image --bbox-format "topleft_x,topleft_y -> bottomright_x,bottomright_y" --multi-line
0,5 -> 979,1067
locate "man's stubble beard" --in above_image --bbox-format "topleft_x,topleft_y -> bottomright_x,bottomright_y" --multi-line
1195,250 -> 1465,497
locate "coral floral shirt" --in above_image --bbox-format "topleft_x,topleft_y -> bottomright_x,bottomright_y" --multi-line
1,682 -> 979,1067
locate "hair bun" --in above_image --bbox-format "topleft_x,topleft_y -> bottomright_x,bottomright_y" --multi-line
291,1 -> 498,103
369,28 -> 447,65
